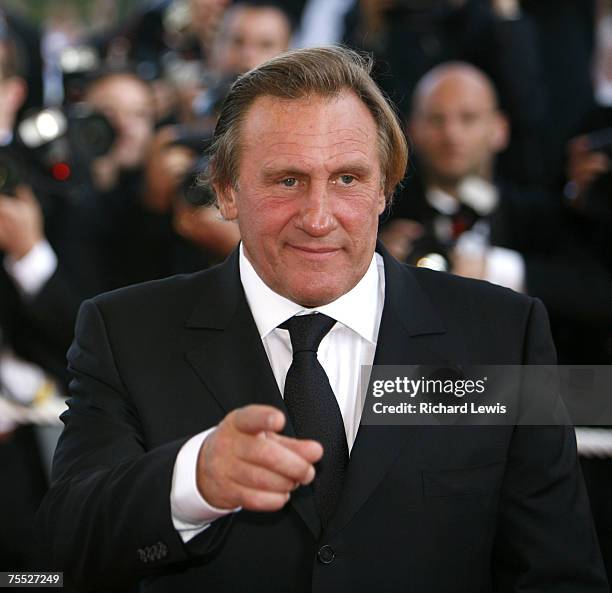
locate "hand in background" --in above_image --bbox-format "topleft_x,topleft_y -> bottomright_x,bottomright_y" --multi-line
567,135 -> 610,201
378,218 -> 424,262
0,185 -> 44,260
450,247 -> 488,280
90,152 -> 121,193
197,405 -> 323,512
174,203 -> 241,259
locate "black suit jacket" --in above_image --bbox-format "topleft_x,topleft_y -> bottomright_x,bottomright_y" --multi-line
0,263 -> 80,389
37,245 -> 608,592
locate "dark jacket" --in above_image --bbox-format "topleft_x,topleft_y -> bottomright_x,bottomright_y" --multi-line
37,245 -> 608,592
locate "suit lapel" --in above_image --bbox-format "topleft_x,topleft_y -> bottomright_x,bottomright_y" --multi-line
184,249 -> 322,539
183,246 -> 460,541
325,244 -> 452,539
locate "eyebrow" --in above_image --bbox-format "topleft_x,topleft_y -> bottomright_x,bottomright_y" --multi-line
260,161 -> 374,181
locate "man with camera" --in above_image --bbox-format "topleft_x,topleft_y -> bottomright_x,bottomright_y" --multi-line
0,33 -> 79,384
0,32 -> 68,572
380,62 -> 612,352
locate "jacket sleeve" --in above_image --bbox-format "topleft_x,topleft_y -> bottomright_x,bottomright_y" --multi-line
35,298 -> 232,592
491,298 -> 609,592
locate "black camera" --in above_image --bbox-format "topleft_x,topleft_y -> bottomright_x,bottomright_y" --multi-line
4,105 -> 115,199
171,126 -> 215,206
0,146 -> 25,195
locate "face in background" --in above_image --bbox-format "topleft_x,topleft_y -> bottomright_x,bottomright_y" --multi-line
85,74 -> 155,170
409,66 -> 508,187
189,0 -> 232,48
215,91 -> 386,308
212,5 -> 291,75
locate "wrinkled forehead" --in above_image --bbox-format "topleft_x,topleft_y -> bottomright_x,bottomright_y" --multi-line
239,92 -> 379,150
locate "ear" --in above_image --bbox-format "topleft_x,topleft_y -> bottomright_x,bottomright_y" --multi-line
377,184 -> 387,216
214,183 -> 239,220
490,111 -> 510,153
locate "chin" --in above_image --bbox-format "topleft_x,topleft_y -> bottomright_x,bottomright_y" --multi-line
287,282 -> 346,308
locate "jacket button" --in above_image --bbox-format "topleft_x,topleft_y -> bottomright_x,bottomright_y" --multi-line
317,545 -> 335,564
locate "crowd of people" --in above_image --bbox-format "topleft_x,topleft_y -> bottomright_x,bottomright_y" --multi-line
0,0 -> 611,578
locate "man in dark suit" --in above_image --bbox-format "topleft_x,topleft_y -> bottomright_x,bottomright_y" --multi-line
37,46 -> 608,592
0,34 -> 64,571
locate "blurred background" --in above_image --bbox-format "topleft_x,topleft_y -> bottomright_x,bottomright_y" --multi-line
0,0 -> 611,581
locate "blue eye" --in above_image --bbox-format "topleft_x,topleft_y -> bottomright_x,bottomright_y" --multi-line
281,177 -> 298,187
339,175 -> 355,185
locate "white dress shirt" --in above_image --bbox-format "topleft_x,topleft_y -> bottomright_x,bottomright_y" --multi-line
426,182 -> 525,293
0,240 -> 59,433
3,239 -> 58,297
171,244 -> 385,541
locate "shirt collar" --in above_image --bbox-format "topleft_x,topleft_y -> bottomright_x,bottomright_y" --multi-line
426,176 -> 499,216
239,243 -> 382,344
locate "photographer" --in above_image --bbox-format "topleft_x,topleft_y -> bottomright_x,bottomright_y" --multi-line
85,70 -> 156,194
144,124 -> 240,270
0,37 -> 81,385
209,3 -> 292,77
81,69 -> 182,290
380,62 -> 612,358
565,3 -> 612,231
0,34 -> 68,573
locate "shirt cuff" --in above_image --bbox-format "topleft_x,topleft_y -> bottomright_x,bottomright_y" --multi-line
3,239 -> 57,297
170,426 -> 241,543
485,247 -> 525,293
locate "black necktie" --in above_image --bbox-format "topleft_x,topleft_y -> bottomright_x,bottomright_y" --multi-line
280,313 -> 349,527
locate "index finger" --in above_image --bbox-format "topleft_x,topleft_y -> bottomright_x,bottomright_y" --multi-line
265,432 -> 324,464
231,405 -> 286,435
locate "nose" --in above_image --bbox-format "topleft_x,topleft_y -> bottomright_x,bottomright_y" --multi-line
441,116 -> 462,143
240,45 -> 259,72
296,182 -> 337,237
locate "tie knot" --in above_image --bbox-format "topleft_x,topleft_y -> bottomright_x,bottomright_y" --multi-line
280,313 -> 336,354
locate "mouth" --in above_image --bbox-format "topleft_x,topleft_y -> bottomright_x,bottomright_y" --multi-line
287,244 -> 341,260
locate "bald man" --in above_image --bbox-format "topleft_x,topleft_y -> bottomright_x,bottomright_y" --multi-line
381,62 -> 553,292
410,63 -> 509,196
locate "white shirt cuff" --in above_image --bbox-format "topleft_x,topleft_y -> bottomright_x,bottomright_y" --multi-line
170,426 -> 240,543
3,239 -> 57,297
485,247 -> 525,293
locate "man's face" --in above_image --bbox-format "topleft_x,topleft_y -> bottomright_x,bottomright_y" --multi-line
216,92 -> 386,307
214,7 -> 291,75
410,73 -> 506,185
189,0 -> 231,40
86,75 -> 155,170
